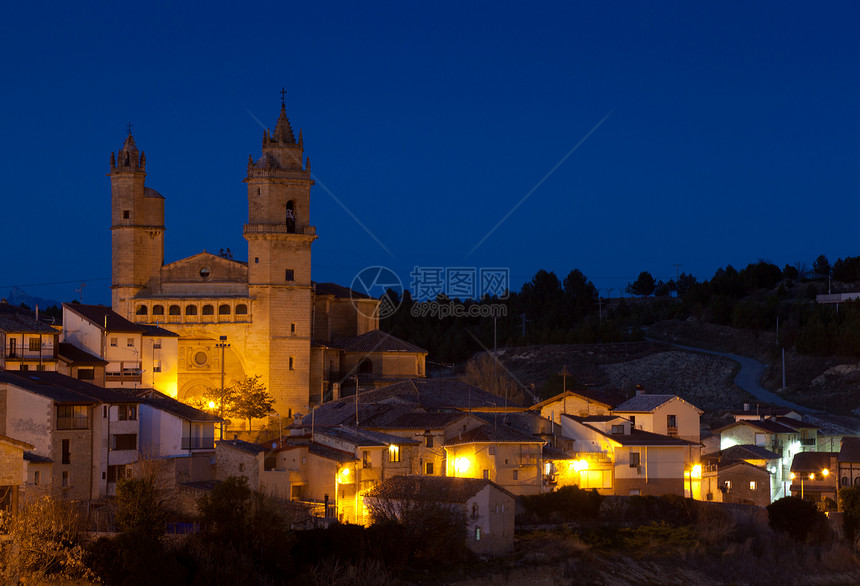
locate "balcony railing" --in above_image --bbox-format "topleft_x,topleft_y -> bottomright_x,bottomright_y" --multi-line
181,437 -> 215,450
243,223 -> 316,236
57,417 -> 89,430
667,426 -> 678,438
800,438 -> 816,446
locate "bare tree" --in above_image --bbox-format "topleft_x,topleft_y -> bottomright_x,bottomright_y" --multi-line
461,353 -> 525,405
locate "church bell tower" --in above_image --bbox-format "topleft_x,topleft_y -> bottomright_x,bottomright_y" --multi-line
244,95 -> 316,415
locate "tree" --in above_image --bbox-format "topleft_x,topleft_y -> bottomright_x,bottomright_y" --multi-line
229,375 -> 275,430
461,353 -> 525,406
0,495 -> 97,584
813,254 -> 831,280
767,496 -> 827,542
625,271 -> 656,297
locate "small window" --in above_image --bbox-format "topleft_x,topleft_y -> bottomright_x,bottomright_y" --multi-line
169,305 -> 181,316
110,337 -> 118,347
254,257 -> 259,264
471,504 -> 479,519
842,476 -> 850,486
111,434 -> 137,451
153,360 -> 161,373
29,338 -> 41,351
152,340 -> 161,349
425,462 -> 434,475
290,323 -> 296,334
289,357 -> 294,370
388,445 -> 401,463
853,477 -> 860,487
512,469 -> 518,481
199,267 -> 211,279
103,406 -> 108,418
219,304 -> 231,315
475,526 -> 481,541
239,463 -> 245,472
482,469 -> 489,480
62,471 -> 69,487
425,434 -> 434,448
122,210 -> 130,219
725,480 -> 732,490
186,305 -> 198,316
285,269 -> 294,282
667,414 -> 677,428
136,305 -> 148,315
34,471 -> 40,485
630,452 -> 641,468
118,405 -> 137,421
152,305 -> 164,316
62,439 -> 70,465
127,338 -> 134,347
78,368 -> 95,381
202,304 -> 214,316
611,424 -> 625,434
749,481 -> 757,491
235,304 -> 248,315
20,364 -> 29,371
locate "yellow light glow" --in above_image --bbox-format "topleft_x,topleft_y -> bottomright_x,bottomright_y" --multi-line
341,467 -> 350,478
809,473 -> 815,481
207,401 -> 216,410
790,472 -> 796,480
572,459 -> 589,473
822,468 -> 830,477
691,464 -> 702,479
453,457 -> 471,476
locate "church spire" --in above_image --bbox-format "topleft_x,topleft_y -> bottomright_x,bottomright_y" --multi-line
111,122 -> 145,171
272,102 -> 296,144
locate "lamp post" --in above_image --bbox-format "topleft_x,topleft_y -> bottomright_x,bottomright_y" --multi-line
215,335 -> 230,440
791,468 -> 828,500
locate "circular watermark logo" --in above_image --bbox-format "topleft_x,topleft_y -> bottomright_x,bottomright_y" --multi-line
350,266 -> 404,319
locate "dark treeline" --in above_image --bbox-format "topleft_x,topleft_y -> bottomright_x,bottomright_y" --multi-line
380,254 -> 860,364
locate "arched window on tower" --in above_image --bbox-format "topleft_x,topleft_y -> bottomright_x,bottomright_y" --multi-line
169,305 -> 181,316
218,304 -> 231,315
235,304 -> 248,315
286,201 -> 296,233
152,305 -> 164,316
136,305 -> 148,316
186,305 -> 198,316
202,305 -> 214,316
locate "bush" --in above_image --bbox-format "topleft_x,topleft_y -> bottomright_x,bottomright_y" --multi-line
520,485 -> 602,522
767,496 -> 828,542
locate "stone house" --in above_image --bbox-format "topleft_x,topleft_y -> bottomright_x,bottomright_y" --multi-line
364,475 -> 516,556
0,434 -> 34,514
0,302 -> 60,372
700,444 -> 781,503
790,451 -> 838,506
838,436 -> 860,490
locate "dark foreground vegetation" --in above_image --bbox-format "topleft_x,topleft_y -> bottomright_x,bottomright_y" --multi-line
6,478 -> 860,585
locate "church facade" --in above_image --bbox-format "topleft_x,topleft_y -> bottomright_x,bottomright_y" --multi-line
109,100 -> 425,417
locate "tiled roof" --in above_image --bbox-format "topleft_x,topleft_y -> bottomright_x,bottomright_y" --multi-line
0,371 -> 137,404
63,303 -> 145,333
587,425 -> 697,447
445,424 -> 544,446
218,438 -> 266,455
376,411 -> 468,430
308,442 -> 356,463
613,393 -> 701,413
543,444 -> 572,460
120,388 -> 220,422
23,451 -> 52,463
715,419 -> 798,435
314,282 -> 372,300
139,323 -> 180,338
0,303 -> 59,334
366,475 -> 514,503
0,434 -> 34,450
302,379 -> 518,427
703,444 -> 781,462
532,388 -> 624,410
731,406 -> 797,418
774,417 -> 817,430
332,329 -> 427,354
315,425 -> 420,448
791,451 -> 837,472
57,343 -> 108,365
839,437 -> 860,463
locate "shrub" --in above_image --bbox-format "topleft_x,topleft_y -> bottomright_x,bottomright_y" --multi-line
767,496 -> 828,542
520,485 -> 602,522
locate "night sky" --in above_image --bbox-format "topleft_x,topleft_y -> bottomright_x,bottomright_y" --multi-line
3,2 -> 860,305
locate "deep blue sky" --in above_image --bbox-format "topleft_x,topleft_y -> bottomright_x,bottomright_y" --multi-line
3,2 -> 860,305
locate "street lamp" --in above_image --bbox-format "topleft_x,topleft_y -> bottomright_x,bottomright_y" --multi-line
791,471 -> 820,499
215,335 -> 230,440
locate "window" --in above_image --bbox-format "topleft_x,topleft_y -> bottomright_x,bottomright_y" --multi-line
57,406 -> 88,430
36,364 -> 45,371
725,480 -> 732,490
854,477 -> 860,487
630,452 -> 640,468
127,338 -> 134,347
630,415 -> 636,426
289,357 -> 294,370
199,267 -> 211,279
512,469 -> 518,481
104,406 -> 108,418
425,462 -> 434,475
186,305 -> 198,316
153,360 -> 161,373
152,340 -> 161,349
152,305 -> 164,316
136,305 -> 148,315
62,439 -> 70,464
118,405 -> 137,421
122,210 -> 130,219
482,469 -> 489,480
194,351 -> 208,366
8,338 -> 16,356
111,434 -> 137,451
236,304 -> 248,315
285,269 -> 294,281
219,304 -> 231,315
169,305 -> 181,316
290,323 -> 296,334
20,364 -> 29,371
843,476 -> 850,486
475,526 -> 481,541
754,433 -> 766,447
78,368 -> 95,381
471,504 -> 479,519
62,471 -> 69,487
425,434 -> 434,448
388,445 -> 401,463
239,463 -> 245,472
29,338 -> 41,351
110,337 -> 118,347
107,465 -> 129,483
667,414 -> 677,428
202,304 -> 214,316
749,481 -> 757,491
254,257 -> 259,264
363,451 -> 370,468
611,424 -> 625,434
34,471 -> 40,485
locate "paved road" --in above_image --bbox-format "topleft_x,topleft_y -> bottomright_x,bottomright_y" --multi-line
647,339 -> 814,413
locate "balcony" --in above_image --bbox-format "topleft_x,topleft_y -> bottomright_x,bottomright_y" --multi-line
800,438 -> 816,447
181,437 -> 215,450
667,426 -> 678,438
57,417 -> 89,430
243,223 -> 316,236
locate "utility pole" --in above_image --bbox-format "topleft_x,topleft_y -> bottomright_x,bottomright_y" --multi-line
215,335 -> 230,440
560,365 -> 570,417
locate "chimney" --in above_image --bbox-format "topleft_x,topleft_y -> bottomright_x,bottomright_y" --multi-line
332,382 -> 341,401
635,385 -> 645,396
743,403 -> 750,412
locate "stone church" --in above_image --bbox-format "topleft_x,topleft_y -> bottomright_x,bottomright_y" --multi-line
109,99 -> 426,417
